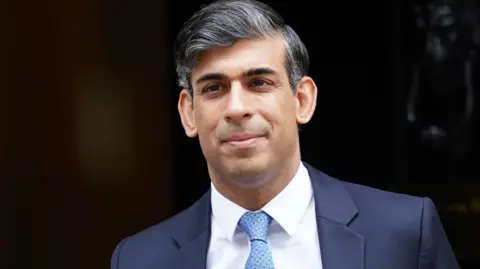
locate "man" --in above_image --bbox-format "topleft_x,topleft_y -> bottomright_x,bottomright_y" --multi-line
111,0 -> 459,268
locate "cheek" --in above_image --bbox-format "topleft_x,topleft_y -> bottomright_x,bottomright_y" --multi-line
260,95 -> 296,127
195,111 -> 218,156
194,104 -> 220,136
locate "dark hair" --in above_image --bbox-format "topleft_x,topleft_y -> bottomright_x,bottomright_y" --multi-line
173,0 -> 309,94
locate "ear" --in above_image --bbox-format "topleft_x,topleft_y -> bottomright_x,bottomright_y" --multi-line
295,76 -> 318,125
178,89 -> 198,137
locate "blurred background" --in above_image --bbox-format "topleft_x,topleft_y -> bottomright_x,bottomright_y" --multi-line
2,0 -> 479,268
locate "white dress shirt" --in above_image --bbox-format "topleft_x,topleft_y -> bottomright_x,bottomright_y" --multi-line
207,162 -> 323,269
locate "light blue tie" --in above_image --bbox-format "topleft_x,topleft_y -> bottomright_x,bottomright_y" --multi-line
238,211 -> 275,269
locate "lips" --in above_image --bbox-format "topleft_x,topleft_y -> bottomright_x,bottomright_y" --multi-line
222,133 -> 264,147
223,133 -> 261,142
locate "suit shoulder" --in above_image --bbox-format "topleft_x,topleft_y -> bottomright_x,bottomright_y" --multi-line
132,205 -> 191,238
111,206 -> 194,267
341,179 -> 425,221
343,180 -> 423,204
305,162 -> 424,210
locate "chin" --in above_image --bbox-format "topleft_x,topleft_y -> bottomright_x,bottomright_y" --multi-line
222,156 -> 271,187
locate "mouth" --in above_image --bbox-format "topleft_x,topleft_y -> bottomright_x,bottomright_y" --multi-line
222,133 -> 264,148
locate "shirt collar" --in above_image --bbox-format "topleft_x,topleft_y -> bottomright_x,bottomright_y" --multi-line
210,162 -> 313,242
210,182 -> 248,242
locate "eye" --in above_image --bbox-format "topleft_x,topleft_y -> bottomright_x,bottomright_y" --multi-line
203,83 -> 223,93
249,79 -> 269,88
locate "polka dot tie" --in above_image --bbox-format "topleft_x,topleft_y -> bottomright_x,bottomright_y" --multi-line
238,211 -> 275,269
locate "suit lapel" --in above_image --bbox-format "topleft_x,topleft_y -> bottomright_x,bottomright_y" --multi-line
169,190 -> 212,269
304,162 -> 365,269
173,229 -> 210,269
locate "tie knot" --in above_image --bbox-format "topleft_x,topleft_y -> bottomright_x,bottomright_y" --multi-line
238,211 -> 272,241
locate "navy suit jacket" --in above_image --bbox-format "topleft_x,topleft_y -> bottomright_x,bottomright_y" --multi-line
111,162 -> 459,269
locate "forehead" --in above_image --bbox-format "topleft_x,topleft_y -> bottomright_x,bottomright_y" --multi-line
191,36 -> 287,81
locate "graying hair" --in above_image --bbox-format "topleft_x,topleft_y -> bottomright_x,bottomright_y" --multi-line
173,0 -> 309,94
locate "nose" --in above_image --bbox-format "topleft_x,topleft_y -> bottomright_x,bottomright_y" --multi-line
224,83 -> 253,123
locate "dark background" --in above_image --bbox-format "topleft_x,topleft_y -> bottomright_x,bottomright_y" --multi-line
2,0 -> 479,268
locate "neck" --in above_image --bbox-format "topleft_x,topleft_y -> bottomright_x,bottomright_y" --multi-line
209,149 -> 301,211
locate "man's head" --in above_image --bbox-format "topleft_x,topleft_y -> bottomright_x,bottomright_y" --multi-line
175,0 -> 317,189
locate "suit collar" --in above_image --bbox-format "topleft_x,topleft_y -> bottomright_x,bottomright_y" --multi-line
170,161 -> 359,242
304,162 -> 365,269
171,189 -> 211,247
169,190 -> 211,269
169,162 -> 364,269
304,162 -> 358,225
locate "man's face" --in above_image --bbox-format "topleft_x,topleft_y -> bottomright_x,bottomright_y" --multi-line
178,36 -> 315,187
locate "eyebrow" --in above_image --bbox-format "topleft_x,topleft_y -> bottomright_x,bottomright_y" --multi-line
195,67 -> 279,85
243,67 -> 278,77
